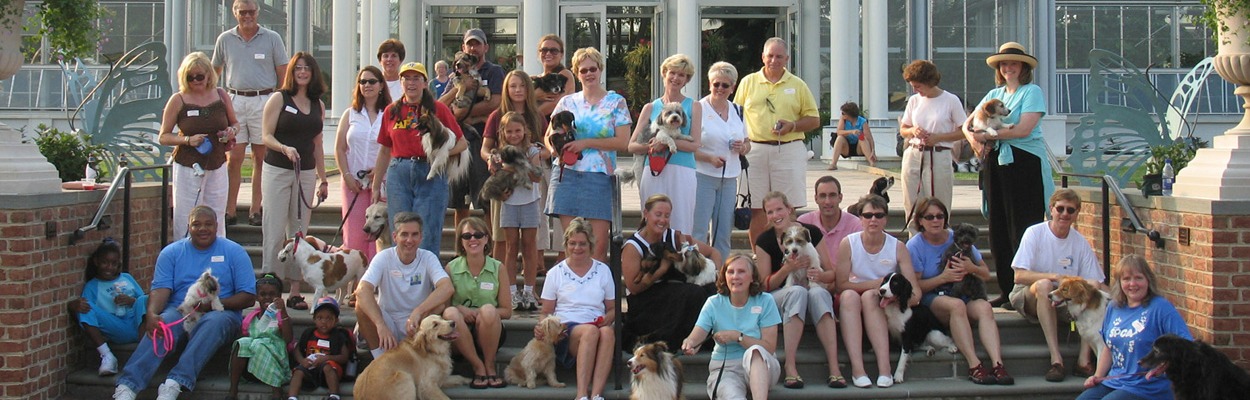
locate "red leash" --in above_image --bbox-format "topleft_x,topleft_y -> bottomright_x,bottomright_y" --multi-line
151,312 -> 192,357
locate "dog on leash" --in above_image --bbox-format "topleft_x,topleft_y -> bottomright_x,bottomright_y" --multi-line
628,341 -> 684,400
449,51 -> 491,110
1140,334 -> 1250,400
354,315 -> 469,400
635,241 -> 684,285
675,239 -> 717,286
277,234 -> 367,311
617,102 -> 693,184
1048,277 -> 1110,361
780,225 -> 824,289
479,145 -> 541,202
505,315 -> 567,389
548,111 -> 581,180
177,269 -> 224,333
879,272 -> 958,383
532,68 -> 568,96
419,112 -> 471,183
942,223 -> 987,301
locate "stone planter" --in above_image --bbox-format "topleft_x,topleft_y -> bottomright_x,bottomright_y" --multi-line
0,0 -> 62,195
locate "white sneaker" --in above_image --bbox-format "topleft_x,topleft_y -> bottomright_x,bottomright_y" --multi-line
112,385 -> 137,400
156,379 -> 181,400
98,353 -> 118,376
512,291 -> 523,310
525,290 -> 540,310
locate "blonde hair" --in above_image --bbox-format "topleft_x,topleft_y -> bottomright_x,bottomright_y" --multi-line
498,70 -> 543,144
660,54 -> 695,78
707,61 -> 739,84
1050,188 -> 1082,210
176,52 -> 218,93
564,217 -> 595,250
570,47 -> 604,80
1110,254 -> 1160,306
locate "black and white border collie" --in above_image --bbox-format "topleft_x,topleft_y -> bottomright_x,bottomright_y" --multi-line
878,272 -> 957,383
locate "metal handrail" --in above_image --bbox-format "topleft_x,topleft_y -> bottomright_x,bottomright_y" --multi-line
1057,171 -> 1164,283
71,162 -> 171,274
609,175 -> 625,390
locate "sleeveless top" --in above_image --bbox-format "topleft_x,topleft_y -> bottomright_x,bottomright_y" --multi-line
263,92 -> 323,170
643,97 -> 696,168
847,232 -> 900,284
626,228 -> 688,283
172,90 -> 230,170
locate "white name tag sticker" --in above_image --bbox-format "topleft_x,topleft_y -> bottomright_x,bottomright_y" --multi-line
211,255 -> 225,263
285,105 -> 299,114
390,270 -> 403,278
1059,257 -> 1073,267
317,339 -> 330,348
186,110 -> 200,117
784,88 -> 796,94
750,306 -> 762,314
480,282 -> 495,291
254,53 -> 265,60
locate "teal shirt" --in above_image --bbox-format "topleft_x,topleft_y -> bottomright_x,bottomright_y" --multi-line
643,97 -> 696,168
447,256 -> 503,308
978,83 -> 1054,214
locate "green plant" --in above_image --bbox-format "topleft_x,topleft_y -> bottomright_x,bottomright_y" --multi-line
622,38 -> 651,118
30,123 -> 105,182
1198,0 -> 1250,45
1143,140 -> 1205,175
1,0 -> 109,61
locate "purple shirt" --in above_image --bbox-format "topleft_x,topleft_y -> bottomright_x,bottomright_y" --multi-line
796,209 -> 862,269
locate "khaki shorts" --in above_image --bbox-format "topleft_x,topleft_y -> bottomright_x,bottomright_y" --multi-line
229,93 -> 271,145
739,141 -> 808,208
1009,283 -> 1075,324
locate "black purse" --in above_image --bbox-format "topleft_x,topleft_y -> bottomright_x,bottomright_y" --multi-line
733,154 -> 752,230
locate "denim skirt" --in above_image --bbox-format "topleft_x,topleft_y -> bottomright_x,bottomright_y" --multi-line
545,167 -> 613,221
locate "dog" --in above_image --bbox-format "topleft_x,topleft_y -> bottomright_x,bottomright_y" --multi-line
449,51 -> 491,110
419,111 -> 471,183
1048,277 -> 1110,361
505,315 -> 567,389
479,145 -> 541,202
878,272 -> 957,383
971,98 -> 1013,139
941,223 -> 987,301
176,269 -> 224,334
675,239 -> 717,286
354,315 -> 469,400
362,202 -> 389,244
532,68 -> 568,95
1140,334 -> 1250,400
277,234 -> 367,310
617,102 -> 693,184
870,176 -> 894,204
780,225 -> 824,289
636,241 -> 684,285
548,111 -> 581,180
628,341 -> 684,400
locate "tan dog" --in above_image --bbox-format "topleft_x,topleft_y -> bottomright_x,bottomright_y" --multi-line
354,315 -> 470,400
277,234 -> 366,311
505,315 -> 567,389
362,202 -> 392,247
628,341 -> 684,400
972,98 -> 1014,138
1049,277 -> 1110,359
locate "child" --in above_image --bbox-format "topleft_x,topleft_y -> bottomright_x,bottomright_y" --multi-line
496,111 -> 549,311
289,297 -> 352,400
829,101 -> 878,170
70,238 -> 147,376
227,273 -> 292,400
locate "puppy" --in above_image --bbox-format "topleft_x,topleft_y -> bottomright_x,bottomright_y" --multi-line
1140,334 -> 1250,400
177,269 -> 224,333
617,102 -> 693,184
505,315 -> 567,389
628,341 -> 684,400
449,51 -> 491,110
870,176 -> 895,204
419,112 -> 470,183
278,234 -> 367,310
548,111 -> 580,180
675,239 -> 717,286
1048,277 -> 1110,360
942,223 -> 987,301
636,241 -> 684,285
354,315 -> 469,400
780,225 -> 824,289
532,68 -> 568,95
479,145 -> 541,202
879,272 -> 957,383
972,99 -> 1013,139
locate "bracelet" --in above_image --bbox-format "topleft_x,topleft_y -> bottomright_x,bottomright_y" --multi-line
184,136 -> 190,145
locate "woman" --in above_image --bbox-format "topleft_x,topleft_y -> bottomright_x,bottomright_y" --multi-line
899,60 -> 965,225
829,101 -> 877,170
442,217 -> 511,390
836,194 -> 919,388
431,60 -> 451,98
681,253 -> 782,400
535,34 -> 576,117
371,62 -> 467,254
962,42 -> 1054,307
906,197 -> 1013,385
1078,255 -> 1193,400
260,52 -> 328,310
693,61 -> 749,258
627,54 -> 702,234
545,47 -> 630,262
538,218 -> 615,400
334,66 -> 390,266
753,192 -> 843,389
622,195 -> 719,350
377,39 -> 405,101
158,51 -> 238,238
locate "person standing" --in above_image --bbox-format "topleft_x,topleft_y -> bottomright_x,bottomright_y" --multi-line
693,61 -> 749,258
431,60 -> 451,98
333,66 -> 390,266
534,34 -> 576,117
377,39 -> 405,100
899,60 -> 966,226
212,0 -> 288,227
627,53 -> 702,234
735,37 -> 820,244
440,28 -> 504,228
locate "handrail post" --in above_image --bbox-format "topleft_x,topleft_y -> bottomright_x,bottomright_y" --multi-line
122,172 -> 132,273
161,167 -> 169,249
610,175 -> 624,391
1102,180 -> 1111,285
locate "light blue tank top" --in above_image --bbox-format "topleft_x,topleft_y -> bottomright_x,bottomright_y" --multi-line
644,97 -> 696,168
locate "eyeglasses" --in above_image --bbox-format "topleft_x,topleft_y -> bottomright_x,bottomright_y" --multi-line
1054,205 -> 1078,215
358,78 -> 380,85
236,9 -> 258,16
459,232 -> 487,240
712,82 -> 733,89
765,97 -> 777,113
921,214 -> 946,221
401,75 -> 425,82
539,47 -> 562,55
293,65 -> 312,72
187,74 -> 207,82
578,66 -> 599,75
860,212 -> 887,220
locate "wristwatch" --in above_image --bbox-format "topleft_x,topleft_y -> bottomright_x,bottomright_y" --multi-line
737,333 -> 744,343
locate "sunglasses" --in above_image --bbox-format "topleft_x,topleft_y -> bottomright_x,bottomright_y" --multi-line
358,78 -> 380,85
921,213 -> 946,221
578,66 -> 599,75
1054,205 -> 1078,215
712,82 -> 732,89
237,9 -> 257,16
539,47 -> 562,55
860,212 -> 887,220
187,74 -> 207,82
459,232 -> 487,240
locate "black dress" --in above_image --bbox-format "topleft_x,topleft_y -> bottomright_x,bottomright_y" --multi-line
622,228 -> 713,349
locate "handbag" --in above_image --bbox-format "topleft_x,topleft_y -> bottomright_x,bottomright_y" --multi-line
733,153 -> 752,230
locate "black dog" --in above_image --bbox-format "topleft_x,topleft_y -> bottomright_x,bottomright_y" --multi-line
879,272 -> 956,383
635,241 -> 682,285
548,111 -> 580,180
942,223 -> 987,301
1140,334 -> 1250,400
532,67 -> 568,95
870,176 -> 895,204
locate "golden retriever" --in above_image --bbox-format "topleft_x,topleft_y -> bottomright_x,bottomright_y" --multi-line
505,315 -> 567,389
354,315 -> 470,400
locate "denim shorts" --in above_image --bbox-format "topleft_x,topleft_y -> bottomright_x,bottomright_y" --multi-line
500,200 -> 540,228
546,168 -> 613,221
553,321 -> 581,368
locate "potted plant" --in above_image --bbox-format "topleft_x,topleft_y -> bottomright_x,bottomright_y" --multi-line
1140,141 -> 1203,196
0,0 -> 108,62
1198,0 -> 1250,44
28,123 -> 105,182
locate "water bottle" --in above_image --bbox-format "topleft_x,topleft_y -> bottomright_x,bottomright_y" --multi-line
112,281 -> 130,317
257,302 -> 280,330
1161,159 -> 1175,196
83,155 -> 98,189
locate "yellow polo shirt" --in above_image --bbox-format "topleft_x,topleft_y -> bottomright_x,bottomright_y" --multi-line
733,69 -> 819,143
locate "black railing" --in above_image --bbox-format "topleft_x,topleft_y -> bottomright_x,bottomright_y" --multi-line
70,162 -> 171,274
610,175 -> 625,390
1057,172 -> 1164,283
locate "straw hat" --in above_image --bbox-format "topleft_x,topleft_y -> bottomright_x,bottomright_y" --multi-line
985,42 -> 1037,69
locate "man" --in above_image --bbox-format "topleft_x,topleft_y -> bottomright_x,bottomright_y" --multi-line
439,28 -> 503,227
794,175 -> 861,387
1009,188 -> 1106,383
113,206 -> 256,400
212,0 -> 288,227
377,38 -> 405,99
354,212 -> 453,359
735,37 -> 821,243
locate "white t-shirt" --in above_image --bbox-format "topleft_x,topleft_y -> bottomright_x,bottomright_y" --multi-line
386,80 -> 402,103
847,232 -> 901,284
1011,222 -> 1105,282
899,90 -> 967,149
361,247 -> 449,334
695,98 -> 745,178
540,259 -> 616,324
342,107 -> 382,175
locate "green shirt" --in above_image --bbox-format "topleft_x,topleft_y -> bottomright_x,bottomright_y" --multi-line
447,256 -> 503,308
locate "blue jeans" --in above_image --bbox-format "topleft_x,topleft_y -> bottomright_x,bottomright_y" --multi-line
1076,384 -> 1149,400
387,158 -> 449,254
692,173 -> 736,259
116,306 -> 241,392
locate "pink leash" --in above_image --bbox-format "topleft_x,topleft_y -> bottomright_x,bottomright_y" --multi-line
152,313 -> 191,357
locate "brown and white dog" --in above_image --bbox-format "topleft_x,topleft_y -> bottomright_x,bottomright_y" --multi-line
972,99 -> 1014,139
354,315 -> 469,400
177,269 -> 224,333
420,112 -> 471,183
628,341 -> 684,400
505,315 -> 567,389
780,225 -> 824,289
278,234 -> 367,311
675,239 -> 717,286
1049,277 -> 1110,359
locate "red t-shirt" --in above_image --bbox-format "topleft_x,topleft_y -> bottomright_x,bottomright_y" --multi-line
377,100 -> 463,158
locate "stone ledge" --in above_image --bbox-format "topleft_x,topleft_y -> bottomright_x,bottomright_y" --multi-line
0,181 -> 166,210
1066,185 -> 1250,215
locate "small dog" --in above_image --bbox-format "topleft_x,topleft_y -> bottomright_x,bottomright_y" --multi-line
532,68 -> 568,95
617,102 -> 693,184
548,111 -> 580,180
505,315 -> 567,389
675,239 -> 717,286
870,176 -> 895,204
780,225 -> 824,289
1048,277 -> 1110,360
636,241 -> 684,285
942,223 -> 987,301
278,234 -> 367,310
628,341 -> 684,400
354,315 -> 469,400
419,112 -> 471,183
879,272 -> 957,383
449,51 -> 491,110
1140,334 -> 1250,400
177,269 -> 224,333
972,99 -> 1013,139
479,145 -> 541,202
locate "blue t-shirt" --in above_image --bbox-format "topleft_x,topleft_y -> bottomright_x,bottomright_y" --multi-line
976,83 -> 1054,214
83,273 -> 144,317
1100,297 -> 1193,399
906,231 -> 984,281
152,237 -> 256,316
694,293 -> 782,361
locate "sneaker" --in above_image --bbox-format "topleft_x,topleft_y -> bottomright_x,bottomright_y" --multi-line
156,379 -> 182,400
112,385 -> 137,400
993,362 -> 1015,385
98,353 -> 118,376
525,290 -> 540,310
512,291 -> 523,310
968,363 -> 997,385
1045,363 -> 1066,382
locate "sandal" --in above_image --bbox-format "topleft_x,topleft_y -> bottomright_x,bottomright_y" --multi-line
470,375 -> 489,389
827,375 -> 847,388
487,374 -> 506,388
783,375 -> 805,389
286,295 -> 309,311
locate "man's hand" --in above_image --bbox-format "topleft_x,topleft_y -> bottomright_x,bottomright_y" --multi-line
141,312 -> 164,338
377,321 -> 398,350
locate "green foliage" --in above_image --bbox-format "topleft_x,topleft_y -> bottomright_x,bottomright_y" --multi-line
622,38 -> 651,118
1144,140 -> 1205,175
30,124 -> 105,182
1199,0 -> 1250,45
32,0 -> 109,60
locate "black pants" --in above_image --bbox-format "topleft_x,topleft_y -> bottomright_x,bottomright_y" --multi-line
983,148 -> 1046,296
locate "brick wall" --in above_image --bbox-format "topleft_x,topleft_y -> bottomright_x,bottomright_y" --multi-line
0,184 -> 166,399
1070,187 -> 1250,368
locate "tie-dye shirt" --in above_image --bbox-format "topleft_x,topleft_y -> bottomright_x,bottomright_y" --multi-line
552,91 -> 632,174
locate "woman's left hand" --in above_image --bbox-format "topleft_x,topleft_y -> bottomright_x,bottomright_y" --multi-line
317,181 -> 329,202
713,330 -> 740,345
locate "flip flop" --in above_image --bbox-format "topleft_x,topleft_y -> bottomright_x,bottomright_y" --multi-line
827,375 -> 847,388
783,375 -> 805,389
286,295 -> 308,310
470,375 -> 489,389
487,374 -> 506,388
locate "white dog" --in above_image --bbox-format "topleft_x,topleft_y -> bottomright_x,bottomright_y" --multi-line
675,239 -> 717,286
1049,277 -> 1111,362
780,225 -> 824,289
420,113 -> 471,183
617,102 -> 693,184
278,234 -> 367,311
177,269 -> 224,333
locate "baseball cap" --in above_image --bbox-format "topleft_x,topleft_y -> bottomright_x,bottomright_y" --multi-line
313,296 -> 340,317
399,62 -> 427,79
463,28 -> 488,45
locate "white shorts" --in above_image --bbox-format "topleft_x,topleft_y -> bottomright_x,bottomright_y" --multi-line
739,141 -> 807,208
229,93 -> 272,145
705,344 -> 780,399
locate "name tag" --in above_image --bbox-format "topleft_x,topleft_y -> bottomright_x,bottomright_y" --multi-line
284,105 -> 299,114
1059,257 -> 1073,267
211,255 -> 225,263
254,53 -> 265,60
880,258 -> 894,266
750,306 -> 762,314
390,270 -> 403,278
480,282 -> 494,291
186,110 -> 200,117
409,274 -> 423,286
317,339 -> 330,348
784,88 -> 796,94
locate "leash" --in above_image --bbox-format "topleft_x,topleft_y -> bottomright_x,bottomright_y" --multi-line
709,163 -> 727,247
151,305 -> 197,357
290,154 -> 324,229
326,171 -> 368,250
